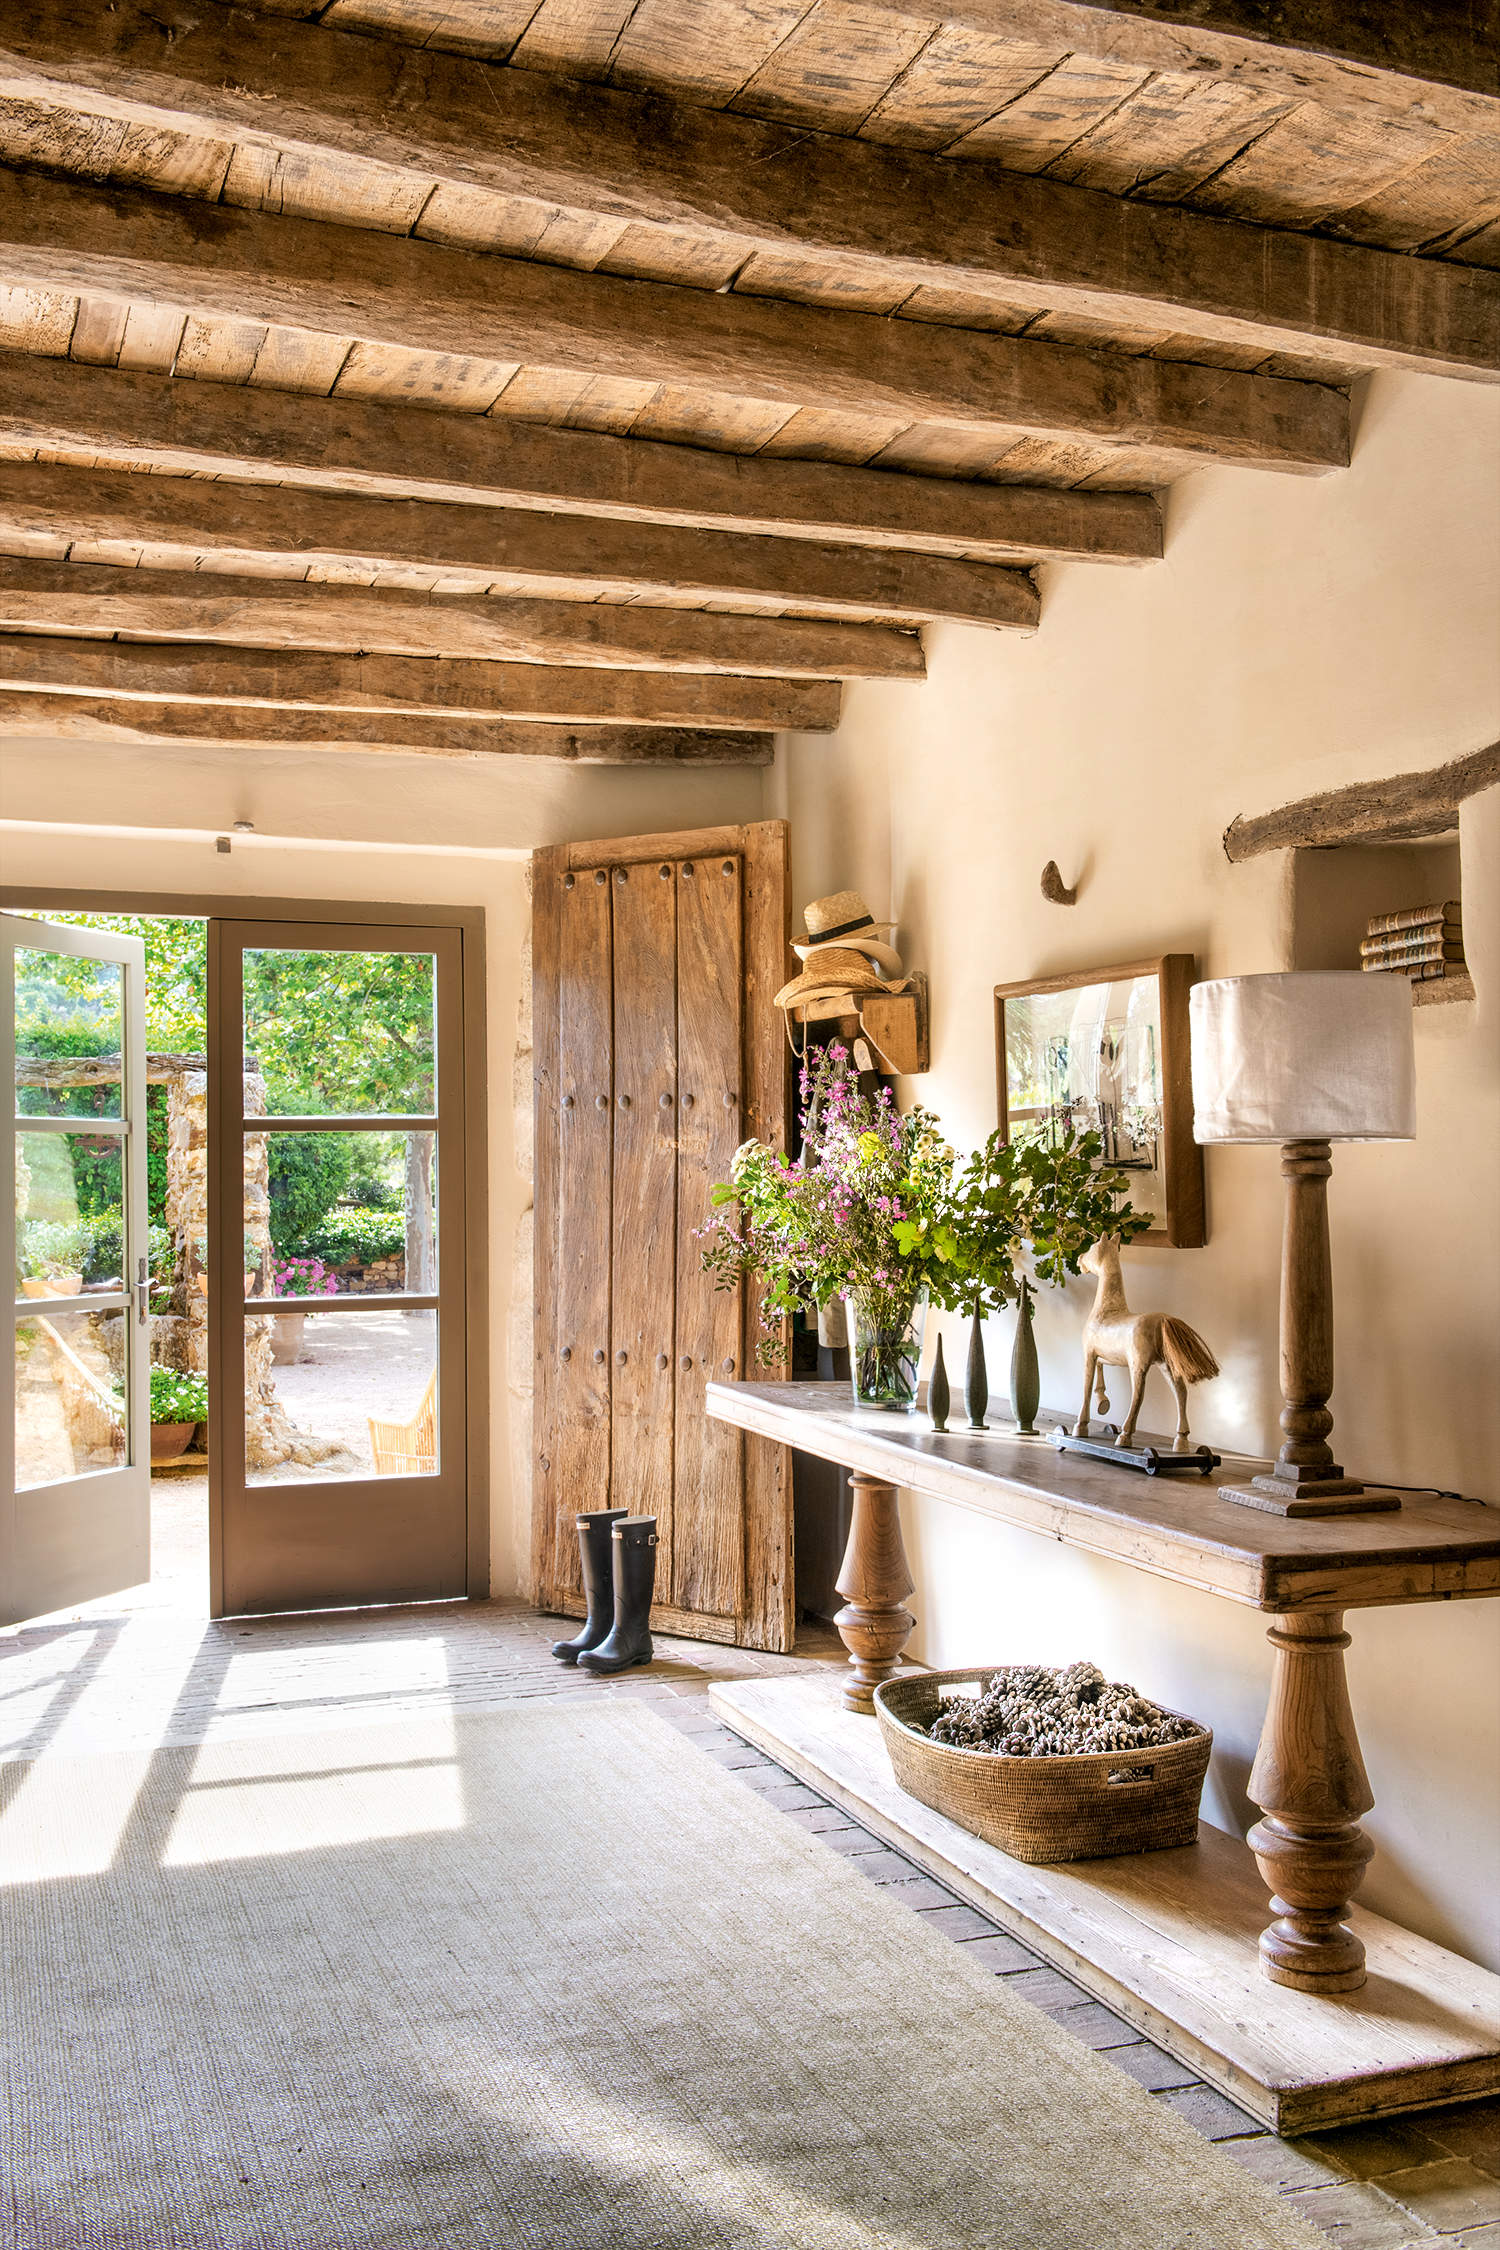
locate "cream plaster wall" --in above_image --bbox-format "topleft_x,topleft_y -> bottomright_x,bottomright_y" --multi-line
0,737 -> 764,1600
771,369 -> 1500,1970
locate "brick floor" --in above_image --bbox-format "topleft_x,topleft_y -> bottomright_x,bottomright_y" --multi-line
2,1583 -> 1495,2248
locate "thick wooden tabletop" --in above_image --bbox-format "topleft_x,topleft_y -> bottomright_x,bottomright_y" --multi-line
707,1381 -> 1500,1613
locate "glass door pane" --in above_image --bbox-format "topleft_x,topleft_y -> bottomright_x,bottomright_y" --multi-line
3,914 -> 149,1624
243,948 -> 436,1115
209,922 -> 466,1617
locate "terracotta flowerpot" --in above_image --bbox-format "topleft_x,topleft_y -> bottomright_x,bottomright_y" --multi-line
270,1311 -> 307,1365
21,1273 -> 83,1298
151,1420 -> 197,1463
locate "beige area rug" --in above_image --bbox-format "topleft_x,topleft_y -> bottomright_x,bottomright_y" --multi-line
0,1702 -> 1326,2250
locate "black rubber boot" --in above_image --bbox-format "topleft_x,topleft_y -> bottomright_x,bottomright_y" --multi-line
576,1517 -> 658,1673
550,1508 -> 629,1662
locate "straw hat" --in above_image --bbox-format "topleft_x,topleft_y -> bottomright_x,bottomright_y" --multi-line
773,946 -> 909,1014
791,890 -> 903,977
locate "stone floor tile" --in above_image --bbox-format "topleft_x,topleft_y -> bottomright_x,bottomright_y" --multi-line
1100,2043 -> 1204,2096
648,1699 -> 718,1731
1443,2226 -> 1500,2246
729,1757 -> 793,1787
753,1779 -> 829,1812
874,1871 -> 962,1909
816,1824 -> 889,1856
658,1704 -> 733,1735
698,1740 -> 773,1767
953,1930 -> 1040,1974
1315,2120 -> 1454,2180
1423,2105 -> 1500,2177
1287,2179 -> 1441,2248
1003,1964 -> 1092,2011
1219,2132 -> 1348,2191
844,1846 -> 926,1882
782,1803 -> 859,1834
1049,1998 -> 1141,2051
917,1901 -> 1005,1942
1381,2159 -> 1500,2233
1159,2084 -> 1265,2141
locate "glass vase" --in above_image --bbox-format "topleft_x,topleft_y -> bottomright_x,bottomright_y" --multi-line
847,1287 -> 928,1414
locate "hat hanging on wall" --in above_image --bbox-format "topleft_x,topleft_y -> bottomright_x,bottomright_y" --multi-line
773,946 -> 910,1015
791,890 -> 904,978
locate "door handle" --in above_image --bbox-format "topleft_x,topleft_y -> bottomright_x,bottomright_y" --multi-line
135,1255 -> 150,1325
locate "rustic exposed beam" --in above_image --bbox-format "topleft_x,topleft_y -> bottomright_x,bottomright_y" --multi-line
0,691 -> 773,763
0,558 -> 924,680
0,464 -> 1038,630
0,358 -> 1161,569
0,4 -> 1491,381
1224,743 -> 1500,859
0,633 -> 840,731
889,1 -> 1500,128
0,171 -> 1349,474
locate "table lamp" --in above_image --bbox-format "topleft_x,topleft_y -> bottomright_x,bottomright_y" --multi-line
1190,973 -> 1415,1516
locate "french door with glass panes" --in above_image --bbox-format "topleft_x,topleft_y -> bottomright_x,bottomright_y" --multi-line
2,915 -> 150,1623
208,921 -> 466,1616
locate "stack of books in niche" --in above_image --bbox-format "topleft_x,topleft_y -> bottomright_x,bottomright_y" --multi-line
1360,901 -> 1466,984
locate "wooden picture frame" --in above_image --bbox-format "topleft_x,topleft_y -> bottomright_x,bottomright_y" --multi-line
994,954 -> 1204,1248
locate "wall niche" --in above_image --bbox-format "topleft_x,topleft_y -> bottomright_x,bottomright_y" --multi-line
1290,836 -> 1471,1006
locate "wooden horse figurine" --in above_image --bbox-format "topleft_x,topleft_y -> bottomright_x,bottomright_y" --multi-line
1075,1237 -> 1220,1450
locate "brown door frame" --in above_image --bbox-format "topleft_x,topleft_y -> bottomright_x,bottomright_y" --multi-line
531,819 -> 792,1651
0,885 -> 489,1602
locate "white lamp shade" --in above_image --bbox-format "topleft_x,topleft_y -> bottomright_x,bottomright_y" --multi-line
1191,972 -> 1416,1144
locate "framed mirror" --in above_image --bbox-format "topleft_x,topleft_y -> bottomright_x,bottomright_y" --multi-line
994,954 -> 1205,1247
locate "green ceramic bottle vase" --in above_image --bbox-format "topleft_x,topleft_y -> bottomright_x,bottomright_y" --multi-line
1010,1276 -> 1040,1435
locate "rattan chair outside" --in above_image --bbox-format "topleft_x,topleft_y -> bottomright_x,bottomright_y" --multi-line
368,1371 -> 438,1477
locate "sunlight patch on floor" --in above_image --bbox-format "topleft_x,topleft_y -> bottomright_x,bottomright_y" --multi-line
216,1632 -> 453,1711
0,1749 -> 157,1884
162,1713 -> 465,1865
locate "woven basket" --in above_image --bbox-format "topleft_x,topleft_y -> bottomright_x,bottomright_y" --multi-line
874,1669 -> 1212,1865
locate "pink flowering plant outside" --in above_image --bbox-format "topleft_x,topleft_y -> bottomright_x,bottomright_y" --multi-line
701,1044 -> 960,1407
272,1254 -> 340,1299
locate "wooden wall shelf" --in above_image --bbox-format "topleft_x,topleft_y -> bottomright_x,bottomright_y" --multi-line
795,971 -> 929,1075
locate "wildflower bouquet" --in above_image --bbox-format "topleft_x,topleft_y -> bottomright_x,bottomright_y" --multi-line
701,1043 -> 958,1405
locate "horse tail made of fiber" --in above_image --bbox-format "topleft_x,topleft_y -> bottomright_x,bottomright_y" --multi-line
1160,1317 -> 1220,1387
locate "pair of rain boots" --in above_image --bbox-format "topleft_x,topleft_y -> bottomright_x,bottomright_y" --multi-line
550,1508 -> 659,1673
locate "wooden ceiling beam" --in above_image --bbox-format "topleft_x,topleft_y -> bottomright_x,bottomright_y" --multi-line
0,558 -> 924,680
0,692 -> 772,763
0,171 -> 1348,474
1223,742 -> 1500,858
872,1 -> 1500,129
0,633 -> 840,731
1,4 -> 1492,380
0,463 -> 1039,631
0,358 -> 1161,569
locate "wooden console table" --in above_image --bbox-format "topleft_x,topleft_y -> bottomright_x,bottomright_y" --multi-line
706,1380 -> 1500,2131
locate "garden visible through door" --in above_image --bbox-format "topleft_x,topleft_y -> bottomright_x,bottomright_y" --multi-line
209,922 -> 467,1617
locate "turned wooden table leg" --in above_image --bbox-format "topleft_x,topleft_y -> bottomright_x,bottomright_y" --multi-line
833,1472 -> 914,1715
1248,1609 -> 1375,1993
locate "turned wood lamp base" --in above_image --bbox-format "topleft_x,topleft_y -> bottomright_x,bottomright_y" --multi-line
1221,1473 -> 1402,1518
1217,1139 -> 1403,1521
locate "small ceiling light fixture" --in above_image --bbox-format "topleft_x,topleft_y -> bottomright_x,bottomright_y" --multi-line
233,818 -> 256,833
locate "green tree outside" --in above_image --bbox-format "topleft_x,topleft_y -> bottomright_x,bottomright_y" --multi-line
14,915 -> 437,1283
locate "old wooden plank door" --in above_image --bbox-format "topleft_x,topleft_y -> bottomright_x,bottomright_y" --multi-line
532,821 -> 792,1650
